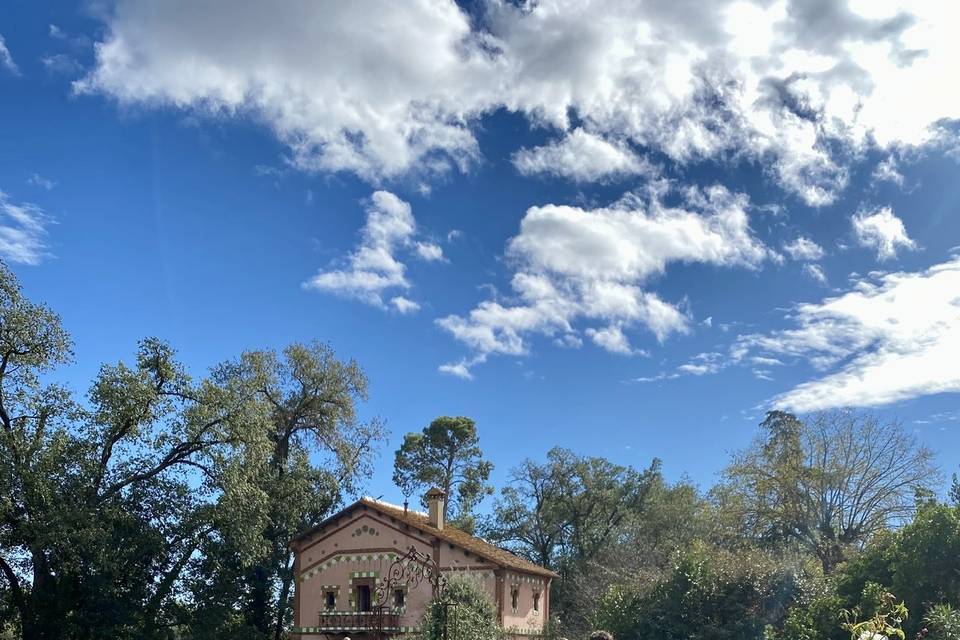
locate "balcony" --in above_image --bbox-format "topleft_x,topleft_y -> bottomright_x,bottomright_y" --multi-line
313,609 -> 402,632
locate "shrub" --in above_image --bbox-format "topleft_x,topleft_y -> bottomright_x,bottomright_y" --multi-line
416,573 -> 500,640
918,604 -> 960,640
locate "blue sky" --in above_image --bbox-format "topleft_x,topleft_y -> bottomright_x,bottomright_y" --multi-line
2,0 -> 960,502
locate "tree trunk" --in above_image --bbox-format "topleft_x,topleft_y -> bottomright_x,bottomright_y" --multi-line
273,554 -> 294,640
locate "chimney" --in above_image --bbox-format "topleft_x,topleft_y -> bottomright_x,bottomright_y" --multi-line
426,488 -> 446,530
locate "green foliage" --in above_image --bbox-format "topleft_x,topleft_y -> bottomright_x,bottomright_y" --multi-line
595,543 -> 797,640
919,604 -> 960,640
0,262 -> 382,640
486,447 -> 667,637
773,588 -> 846,640
417,573 -> 500,640
393,416 -> 493,528
840,583 -> 908,640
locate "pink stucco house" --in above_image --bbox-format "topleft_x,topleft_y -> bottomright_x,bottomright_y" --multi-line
289,489 -> 558,639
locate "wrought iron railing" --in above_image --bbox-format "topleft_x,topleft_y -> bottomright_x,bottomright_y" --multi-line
317,609 -> 401,631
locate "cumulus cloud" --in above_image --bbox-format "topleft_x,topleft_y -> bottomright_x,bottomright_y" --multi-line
783,236 -> 824,261
0,190 -> 52,265
79,1 -> 960,203
437,183 -> 771,377
735,257 -> 960,411
585,324 -> 638,355
303,191 -> 439,311
513,128 -> 656,183
0,35 -> 19,75
852,206 -> 917,260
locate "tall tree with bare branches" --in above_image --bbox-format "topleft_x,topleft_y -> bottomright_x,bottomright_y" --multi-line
722,410 -> 939,573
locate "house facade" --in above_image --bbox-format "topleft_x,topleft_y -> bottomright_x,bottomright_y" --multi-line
289,489 -> 558,639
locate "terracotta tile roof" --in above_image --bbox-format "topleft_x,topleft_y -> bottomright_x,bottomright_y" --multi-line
291,498 -> 559,579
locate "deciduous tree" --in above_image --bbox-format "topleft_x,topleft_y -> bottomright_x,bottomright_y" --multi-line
722,410 -> 938,573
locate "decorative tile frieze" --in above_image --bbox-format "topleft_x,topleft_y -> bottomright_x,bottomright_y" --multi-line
299,552 -> 398,583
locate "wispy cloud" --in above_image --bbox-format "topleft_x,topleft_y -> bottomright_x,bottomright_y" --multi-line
783,236 -> 824,261
736,257 -> 960,411
0,190 -> 52,265
27,173 -> 57,190
802,263 -> 828,285
0,35 -> 19,76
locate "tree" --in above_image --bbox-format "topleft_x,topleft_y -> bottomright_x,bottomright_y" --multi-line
0,262 -> 383,639
485,448 -> 663,637
722,410 -> 939,573
190,342 -> 384,640
393,416 -> 492,529
0,289 -> 261,637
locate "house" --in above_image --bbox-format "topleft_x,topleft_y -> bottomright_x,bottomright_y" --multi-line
289,488 -> 558,639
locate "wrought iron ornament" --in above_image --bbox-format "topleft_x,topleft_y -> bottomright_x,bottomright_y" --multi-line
371,545 -> 452,640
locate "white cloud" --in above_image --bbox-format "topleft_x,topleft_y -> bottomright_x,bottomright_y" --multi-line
437,183 -> 771,377
783,236 -> 824,261
41,54 -> 84,76
27,173 -> 57,190
872,155 -> 904,186
586,324 -> 639,355
677,352 -> 725,376
0,35 -> 19,75
513,128 -> 656,183
438,354 -> 486,381
414,241 -> 444,262
632,351 -> 725,382
303,190 -> 438,311
735,257 -> 960,411
79,1 -> 960,203
0,190 -> 52,265
390,296 -> 420,314
77,1 -> 492,181
852,206 -> 917,261
803,263 -> 828,284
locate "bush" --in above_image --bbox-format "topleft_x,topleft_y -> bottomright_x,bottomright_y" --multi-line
594,543 -> 796,640
416,573 -> 500,640
919,604 -> 960,640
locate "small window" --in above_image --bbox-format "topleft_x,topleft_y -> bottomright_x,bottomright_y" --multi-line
393,589 -> 405,608
511,588 -> 519,610
533,592 -> 540,612
325,591 -> 336,610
